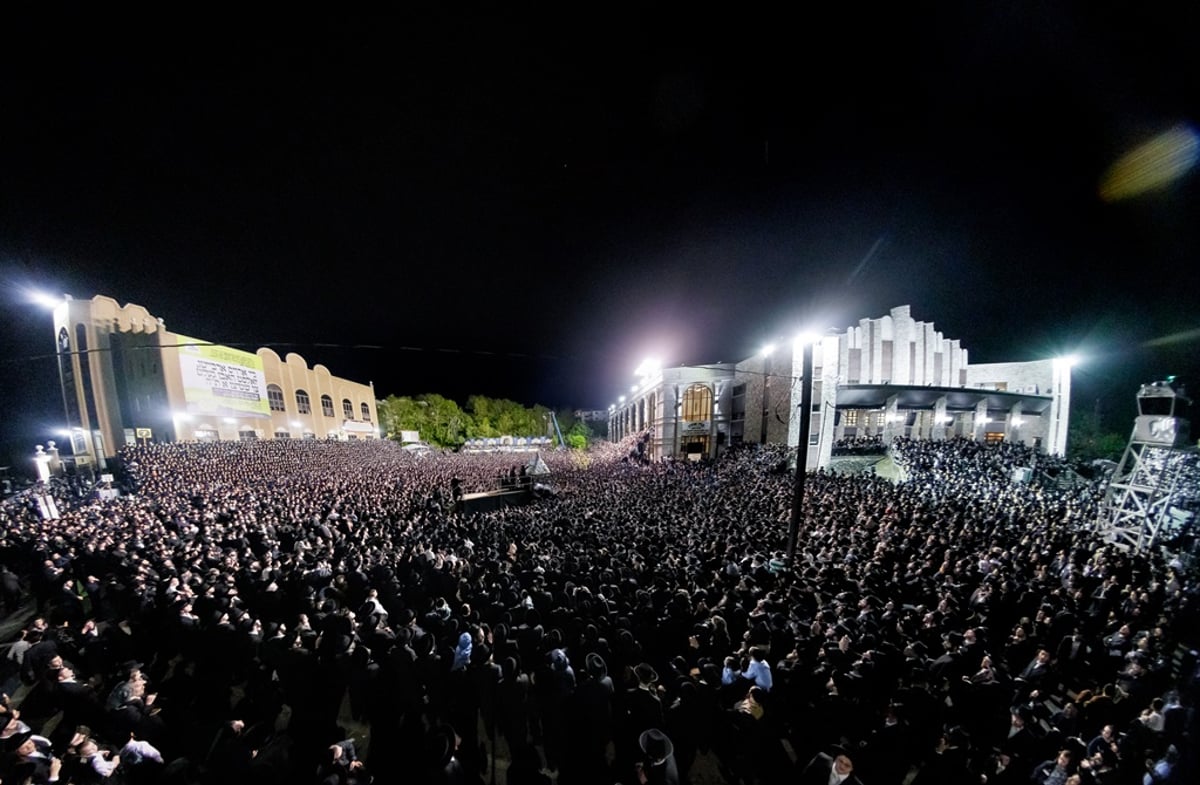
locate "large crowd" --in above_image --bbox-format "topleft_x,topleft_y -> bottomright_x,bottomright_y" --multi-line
0,434 -> 1195,785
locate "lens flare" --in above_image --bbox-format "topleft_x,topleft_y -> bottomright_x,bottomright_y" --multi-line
1099,124 -> 1199,202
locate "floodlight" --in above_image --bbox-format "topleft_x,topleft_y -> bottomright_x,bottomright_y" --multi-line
634,357 -> 661,377
760,343 -> 776,358
794,331 -> 820,348
29,291 -> 64,309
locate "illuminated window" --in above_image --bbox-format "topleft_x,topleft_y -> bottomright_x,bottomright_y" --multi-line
681,384 -> 713,422
267,384 -> 286,412
360,402 -> 371,422
985,432 -> 1005,445
343,398 -> 354,419
295,390 -> 311,414
844,410 -> 859,425
321,395 -> 335,418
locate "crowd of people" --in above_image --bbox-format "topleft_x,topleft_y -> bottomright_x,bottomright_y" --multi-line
0,434 -> 1194,785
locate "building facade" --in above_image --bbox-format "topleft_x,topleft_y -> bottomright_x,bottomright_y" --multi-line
608,363 -> 737,461
608,305 -> 1071,465
49,294 -> 379,471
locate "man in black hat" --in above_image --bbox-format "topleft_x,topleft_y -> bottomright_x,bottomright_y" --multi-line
635,728 -> 680,785
0,729 -> 62,785
798,747 -> 862,785
618,663 -> 664,780
570,652 -> 615,782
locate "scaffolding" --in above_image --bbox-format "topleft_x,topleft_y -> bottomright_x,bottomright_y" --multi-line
1096,380 -> 1197,553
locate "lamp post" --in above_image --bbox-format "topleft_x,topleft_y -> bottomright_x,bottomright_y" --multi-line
786,337 -> 815,563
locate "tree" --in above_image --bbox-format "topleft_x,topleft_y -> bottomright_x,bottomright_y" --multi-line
1067,409 -> 1127,463
377,394 -> 468,448
380,394 -> 574,449
564,416 -> 592,450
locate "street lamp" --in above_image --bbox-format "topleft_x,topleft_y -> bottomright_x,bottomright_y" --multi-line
787,334 -> 817,563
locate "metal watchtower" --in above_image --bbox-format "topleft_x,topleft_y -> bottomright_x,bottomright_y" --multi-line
1095,379 -> 1198,552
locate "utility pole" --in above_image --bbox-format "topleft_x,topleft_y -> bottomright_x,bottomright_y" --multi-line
786,339 -> 814,563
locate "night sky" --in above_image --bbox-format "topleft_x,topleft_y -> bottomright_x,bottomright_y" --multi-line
2,5 -> 1197,469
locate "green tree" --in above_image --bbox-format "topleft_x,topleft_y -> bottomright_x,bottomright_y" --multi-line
565,417 -> 592,450
378,394 -> 469,448
380,393 -> 583,450
1068,410 -> 1127,463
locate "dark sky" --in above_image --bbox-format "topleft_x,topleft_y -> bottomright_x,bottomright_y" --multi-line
2,4 -> 1197,467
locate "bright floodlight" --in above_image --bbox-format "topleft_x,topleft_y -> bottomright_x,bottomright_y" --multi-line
794,330 -> 820,347
1053,354 -> 1080,370
631,384 -> 639,393
634,357 -> 661,377
29,291 -> 63,309
618,395 -> 626,403
291,421 -> 302,429
760,342 -> 776,358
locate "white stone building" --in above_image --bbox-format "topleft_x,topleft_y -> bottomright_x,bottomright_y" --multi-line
608,305 -> 1071,465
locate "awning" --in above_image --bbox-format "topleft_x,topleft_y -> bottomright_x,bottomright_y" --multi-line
834,384 -> 1054,413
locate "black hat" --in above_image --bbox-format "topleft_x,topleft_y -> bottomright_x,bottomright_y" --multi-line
4,730 -> 33,752
634,662 -> 659,686
639,729 -> 673,764
586,653 -> 607,678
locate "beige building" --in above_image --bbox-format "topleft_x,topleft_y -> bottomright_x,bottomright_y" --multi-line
49,294 -> 378,470
608,363 -> 737,461
609,305 -> 1072,465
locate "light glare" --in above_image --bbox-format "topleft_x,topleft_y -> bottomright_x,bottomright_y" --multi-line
29,291 -> 63,309
1100,124 -> 1199,202
634,357 -> 661,377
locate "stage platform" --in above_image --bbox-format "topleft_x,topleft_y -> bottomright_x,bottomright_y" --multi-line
459,487 -> 533,515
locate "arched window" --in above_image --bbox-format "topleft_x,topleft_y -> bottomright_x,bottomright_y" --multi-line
343,398 -> 354,419
238,429 -> 258,441
296,389 -> 311,414
360,402 -> 371,421
321,394 -> 335,418
681,384 -> 713,421
267,384 -> 286,412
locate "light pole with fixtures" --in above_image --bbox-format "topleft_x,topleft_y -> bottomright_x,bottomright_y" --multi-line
786,335 -> 815,563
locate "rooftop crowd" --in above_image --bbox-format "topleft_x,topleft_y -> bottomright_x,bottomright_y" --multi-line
0,434 -> 1195,785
